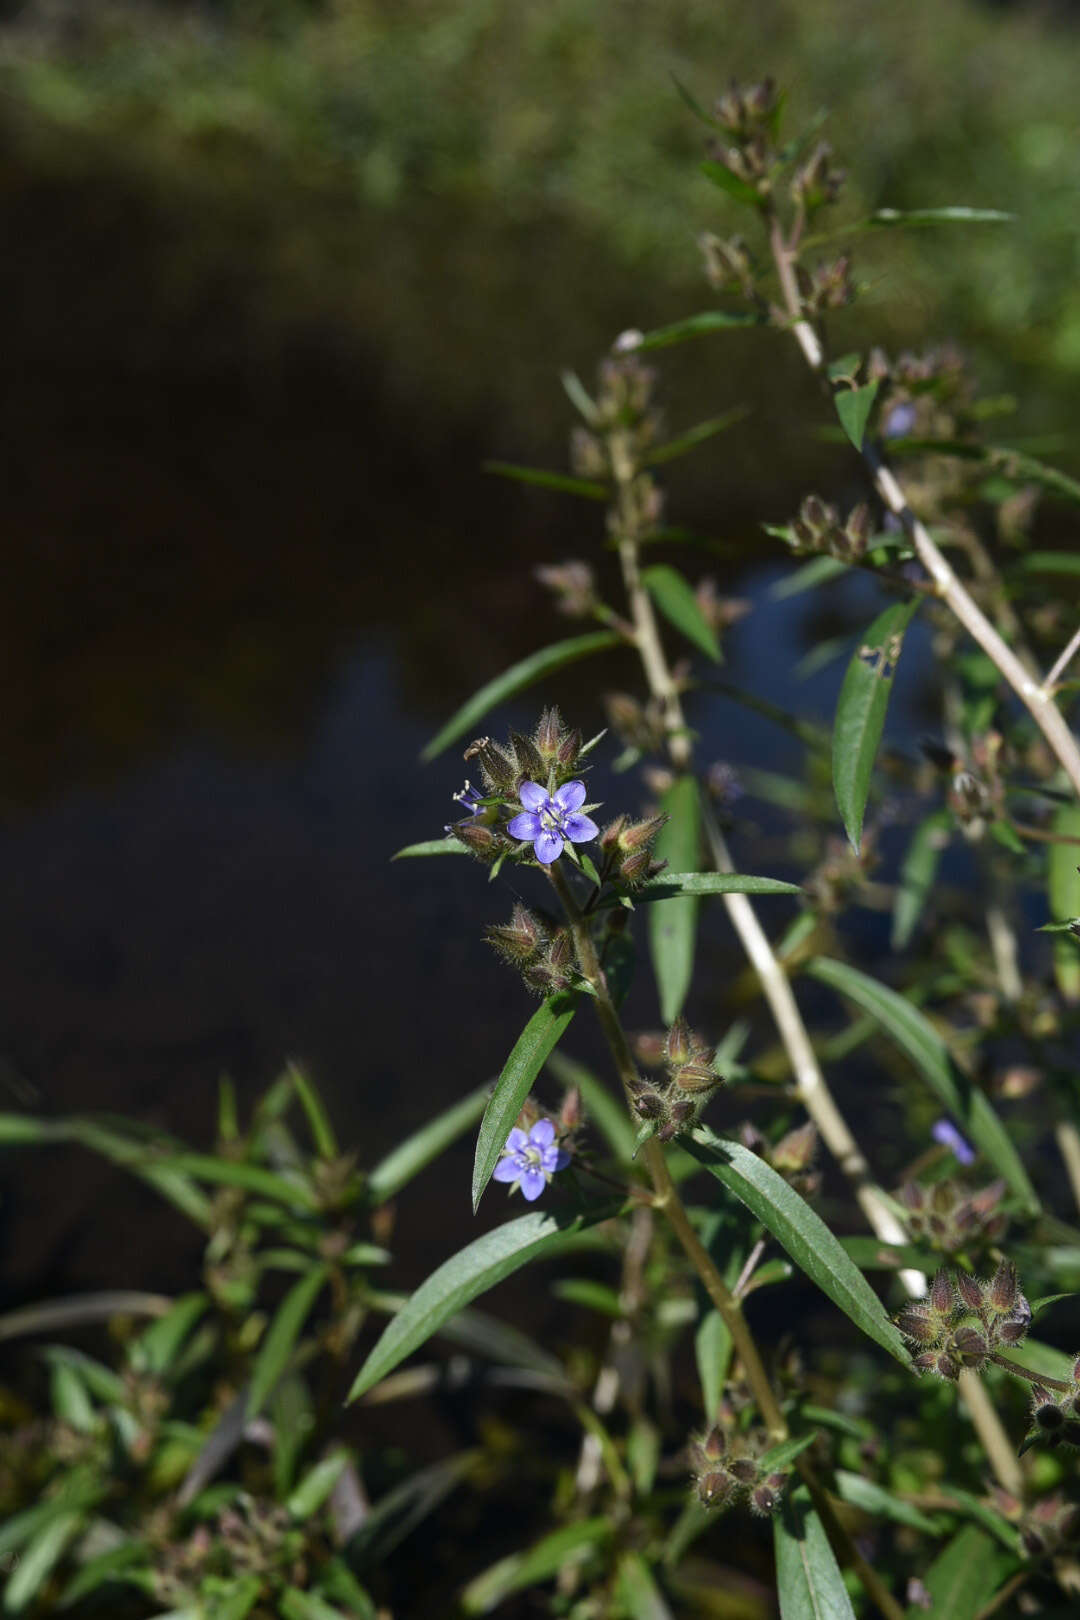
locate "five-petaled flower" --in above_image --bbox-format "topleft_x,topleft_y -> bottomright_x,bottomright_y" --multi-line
493,1119 -> 571,1201
508,780 -> 598,864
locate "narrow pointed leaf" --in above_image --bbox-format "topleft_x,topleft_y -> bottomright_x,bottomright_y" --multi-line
892,810 -> 951,948
1048,804 -> 1080,1000
472,994 -> 577,1211
700,159 -> 762,206
288,1064 -> 337,1158
368,1084 -> 488,1205
247,1263 -> 329,1416
482,461 -> 608,500
286,1452 -> 350,1520
347,1204 -> 619,1401
695,1309 -> 732,1422
205,1579 -> 262,1620
756,1432 -> 820,1475
644,407 -> 749,468
833,1471 -> 939,1533
833,598 -> 919,849
157,1153 -> 319,1210
670,72 -> 717,128
606,871 -> 800,904
130,1293 -> 209,1376
915,1525 -> 1016,1619
4,1511 -> 84,1612
775,1486 -> 857,1620
866,206 -> 1013,228
613,1550 -> 674,1620
806,957 -> 1038,1209
280,1592 -> 353,1620
421,632 -> 620,761
461,1518 -> 612,1614
632,311 -> 760,352
391,837 -> 468,859
834,379 -> 880,450
687,1130 -> 911,1364
641,566 -> 721,661
648,776 -> 700,1023
347,1452 -> 478,1568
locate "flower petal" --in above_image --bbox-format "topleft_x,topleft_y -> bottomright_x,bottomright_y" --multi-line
505,1128 -> 529,1153
534,830 -> 563,864
518,781 -> 549,812
563,813 -> 599,845
553,780 -> 586,812
519,1168 -> 546,1201
529,1119 -> 556,1148
507,811 -> 541,842
551,1147 -> 572,1171
492,1157 -> 521,1183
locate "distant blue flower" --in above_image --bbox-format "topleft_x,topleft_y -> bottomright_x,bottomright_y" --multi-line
883,401 -> 917,440
493,1119 -> 571,1201
932,1119 -> 976,1166
507,780 -> 598,865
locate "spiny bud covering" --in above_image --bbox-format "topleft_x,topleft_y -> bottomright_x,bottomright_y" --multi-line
897,1261 -> 1031,1378
484,905 -> 547,965
898,1177 -> 1008,1257
739,1120 -> 820,1199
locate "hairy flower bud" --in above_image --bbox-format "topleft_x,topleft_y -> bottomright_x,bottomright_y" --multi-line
951,1326 -> 989,1369
988,1258 -> 1020,1314
451,821 -> 505,862
955,1272 -> 984,1314
485,905 -> 547,964
929,1270 -> 956,1318
750,1483 -> 782,1516
535,560 -> 597,619
464,736 -> 518,794
673,1062 -> 720,1095
771,1122 -> 818,1174
619,814 -> 668,853
698,1469 -> 736,1508
897,1304 -> 938,1346
665,1017 -> 693,1069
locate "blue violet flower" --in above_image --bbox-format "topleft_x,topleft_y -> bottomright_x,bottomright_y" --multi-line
493,1119 -> 571,1201
507,780 -> 598,864
932,1118 -> 976,1166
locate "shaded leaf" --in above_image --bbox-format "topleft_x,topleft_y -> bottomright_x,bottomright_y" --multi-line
0,1291 -> 171,1344
206,1579 -> 263,1620
771,556 -> 848,599
368,1084 -> 488,1205
632,311 -> 760,352
161,1153 -> 318,1210
280,1592 -> 353,1620
648,777 -> 700,1023
687,1130 -> 911,1364
914,1525 -> 1016,1619
288,1064 -> 337,1159
775,1486 -> 857,1620
865,206 -> 1013,228
892,810 -> 951,949
391,837 -> 468,859
695,1309 -> 733,1422
421,632 -> 621,761
545,1051 -> 636,1164
347,1204 -> 620,1401
613,1550 -> 674,1620
834,379 -> 879,451
1048,805 -> 1080,1000
700,158 -> 762,206
756,1431 -> 820,1474
482,460 -> 608,500
57,1541 -> 150,1608
645,408 -> 749,468
247,1264 -> 330,1417
130,1293 -> 209,1377
833,599 -> 918,851
833,1471 -> 939,1533
806,957 -> 1038,1209
472,995 -> 577,1212
347,1452 -> 478,1569
461,1518 -> 612,1614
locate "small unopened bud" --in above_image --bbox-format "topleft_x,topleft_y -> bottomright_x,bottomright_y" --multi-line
631,1031 -> 667,1068
844,502 -> 872,559
633,1090 -> 665,1120
485,905 -> 546,963
728,1458 -> 757,1485
935,1352 -> 960,1382
619,814 -> 667,852
601,815 -> 628,850
951,1326 -> 988,1368
897,1304 -> 937,1346
619,849 -> 657,886
750,1484 -> 781,1517
771,1122 -> 817,1174
556,729 -> 583,771
929,1270 -> 956,1318
451,821 -> 503,862
673,1062 -> 719,1095
1035,1401 -> 1065,1433
464,735 -> 518,793
534,561 -> 597,619
533,707 -> 564,762
665,1017 -> 693,1068
955,1272 -> 984,1314
988,1259 -> 1020,1314
698,1469 -> 735,1508
559,1087 -> 582,1132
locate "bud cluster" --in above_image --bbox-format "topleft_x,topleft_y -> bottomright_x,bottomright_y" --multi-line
448,710 -> 588,864
598,811 -> 668,887
700,232 -> 756,299
791,494 -> 872,562
1016,1491 -> 1080,1559
484,904 -> 578,996
794,255 -> 855,315
790,141 -> 846,215
690,1412 -> 789,1519
534,559 -> 597,619
1025,1355 -> 1080,1453
897,1177 -> 1008,1258
604,690 -> 667,757
628,1017 -> 724,1143
708,78 -> 780,201
896,1260 -> 1031,1381
739,1121 -> 820,1199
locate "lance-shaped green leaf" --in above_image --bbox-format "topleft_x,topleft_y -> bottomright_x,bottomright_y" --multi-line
834,379 -> 880,451
700,158 -> 762,206
865,206 -> 1014,229
286,1452 -> 351,1520
1048,803 -> 1080,1000
472,995 -> 577,1211
347,1452 -> 478,1568
461,1518 -> 613,1614
612,1551 -> 674,1620
892,810 -> 951,949
368,1084 -> 488,1205
686,1131 -> 911,1364
57,1540 -> 151,1608
247,1263 -> 330,1417
632,311 -> 760,352
805,957 -> 1038,1210
644,408 -> 749,468
130,1293 -> 209,1376
391,837 -> 468,859
916,1526 -> 1017,1620
774,1486 -> 857,1620
204,1579 -> 263,1620
648,776 -> 700,1024
833,1471 -> 940,1533
756,1432 -> 820,1474
695,1309 -> 732,1422
280,1591 -> 354,1620
420,632 -> 620,761
347,1203 -> 619,1402
832,598 -> 919,851
482,461 -> 609,500
604,871 -> 801,905
4,1510 -> 85,1613
641,566 -> 721,662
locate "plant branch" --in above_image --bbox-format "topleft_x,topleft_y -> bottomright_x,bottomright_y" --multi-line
766,212 -> 1080,802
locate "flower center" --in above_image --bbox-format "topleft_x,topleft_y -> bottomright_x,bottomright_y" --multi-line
539,802 -> 563,833
523,1146 -> 543,1168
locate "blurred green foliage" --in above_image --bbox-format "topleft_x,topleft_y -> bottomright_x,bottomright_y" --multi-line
4,0 -> 1080,436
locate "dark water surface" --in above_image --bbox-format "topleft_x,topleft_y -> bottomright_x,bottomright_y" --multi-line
0,148 -> 934,1319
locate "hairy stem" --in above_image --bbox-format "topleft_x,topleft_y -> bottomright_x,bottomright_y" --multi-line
766,212 -> 1080,802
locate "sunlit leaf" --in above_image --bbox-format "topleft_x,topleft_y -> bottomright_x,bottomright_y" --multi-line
774,1486 -> 857,1620
4,1511 -> 84,1613
368,1084 -> 488,1205
641,566 -> 721,661
770,555 -> 848,598
420,632 -> 621,761
205,1579 -> 263,1620
247,1263 -> 330,1416
756,1431 -> 819,1473
648,777 -> 700,1023
390,837 -> 469,859
599,871 -> 801,906
834,379 -> 879,450
806,957 -> 1037,1209
472,994 -> 577,1211
687,1130 -> 911,1364
832,598 -> 919,850
347,1203 -> 620,1402
286,1453 -> 351,1520
280,1591 -> 354,1620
